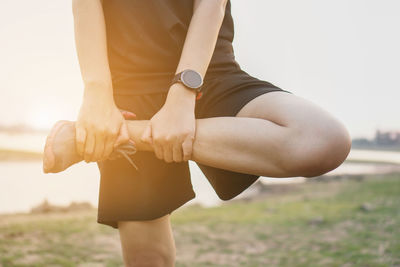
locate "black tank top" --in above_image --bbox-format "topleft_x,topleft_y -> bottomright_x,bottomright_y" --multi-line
102,0 -> 240,94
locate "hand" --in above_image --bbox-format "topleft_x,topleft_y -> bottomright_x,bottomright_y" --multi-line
75,92 -> 131,163
140,87 -> 196,163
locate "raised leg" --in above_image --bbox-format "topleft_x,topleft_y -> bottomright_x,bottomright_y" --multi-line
118,215 -> 176,267
126,91 -> 351,178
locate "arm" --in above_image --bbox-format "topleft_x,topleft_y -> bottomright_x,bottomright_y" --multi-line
141,0 -> 228,163
170,0 -> 228,98
72,0 -> 111,94
167,0 -> 228,104
72,0 -> 130,162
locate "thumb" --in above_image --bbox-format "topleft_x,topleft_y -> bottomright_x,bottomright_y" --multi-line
120,109 -> 137,120
114,122 -> 130,148
141,123 -> 153,144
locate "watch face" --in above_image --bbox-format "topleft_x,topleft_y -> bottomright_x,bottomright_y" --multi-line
181,70 -> 203,89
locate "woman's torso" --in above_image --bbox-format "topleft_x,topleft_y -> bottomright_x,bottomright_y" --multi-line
102,0 -> 240,94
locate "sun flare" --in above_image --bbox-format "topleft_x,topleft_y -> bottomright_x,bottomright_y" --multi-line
25,108 -> 61,130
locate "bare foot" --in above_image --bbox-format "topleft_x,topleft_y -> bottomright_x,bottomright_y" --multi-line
43,120 -> 81,173
43,113 -> 138,173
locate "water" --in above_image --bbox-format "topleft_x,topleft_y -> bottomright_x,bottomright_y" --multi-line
0,160 -> 224,214
0,132 -> 46,152
347,149 -> 400,164
1,138 -> 400,214
0,132 -> 226,213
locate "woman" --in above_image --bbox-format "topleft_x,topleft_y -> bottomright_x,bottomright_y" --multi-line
44,0 -> 351,265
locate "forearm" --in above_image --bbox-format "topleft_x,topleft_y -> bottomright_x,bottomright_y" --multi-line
168,0 -> 228,100
72,0 -> 113,100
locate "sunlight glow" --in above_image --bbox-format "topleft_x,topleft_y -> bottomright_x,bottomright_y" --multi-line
25,107 -> 60,130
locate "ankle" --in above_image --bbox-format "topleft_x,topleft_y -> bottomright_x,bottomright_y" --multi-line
126,120 -> 154,151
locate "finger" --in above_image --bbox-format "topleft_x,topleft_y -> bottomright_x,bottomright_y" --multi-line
84,132 -> 96,163
102,133 -> 117,160
75,126 -> 87,157
141,123 -> 153,144
120,109 -> 137,120
92,132 -> 105,162
163,143 -> 174,163
182,136 -> 194,161
114,122 -> 130,148
172,143 -> 183,163
153,141 -> 164,160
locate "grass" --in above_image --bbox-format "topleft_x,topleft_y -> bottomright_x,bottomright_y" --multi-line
0,173 -> 399,266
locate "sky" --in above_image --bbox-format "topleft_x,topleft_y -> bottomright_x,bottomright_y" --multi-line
0,0 -> 399,138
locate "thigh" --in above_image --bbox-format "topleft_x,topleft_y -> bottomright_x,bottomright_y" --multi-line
194,70 -> 292,201
235,90 -> 347,138
118,215 -> 175,265
235,89 -> 351,177
194,68 -> 348,199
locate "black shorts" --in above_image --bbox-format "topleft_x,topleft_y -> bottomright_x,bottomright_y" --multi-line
96,69 -> 292,228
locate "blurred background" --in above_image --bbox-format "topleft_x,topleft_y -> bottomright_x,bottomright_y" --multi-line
0,0 -> 399,266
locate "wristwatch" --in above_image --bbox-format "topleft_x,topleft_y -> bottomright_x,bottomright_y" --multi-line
171,69 -> 204,100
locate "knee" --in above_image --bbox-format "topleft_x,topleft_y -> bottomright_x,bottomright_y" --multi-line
284,120 -> 352,177
123,248 -> 174,267
118,218 -> 176,267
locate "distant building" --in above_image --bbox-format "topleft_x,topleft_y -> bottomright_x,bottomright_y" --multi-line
375,130 -> 400,146
352,129 -> 400,150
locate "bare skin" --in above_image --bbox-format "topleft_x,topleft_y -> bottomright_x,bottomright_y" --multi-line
42,89 -> 351,265
118,215 -> 176,267
70,0 -> 351,266
72,0 -> 131,163
127,91 -> 351,178
117,90 -> 351,267
43,91 -> 351,178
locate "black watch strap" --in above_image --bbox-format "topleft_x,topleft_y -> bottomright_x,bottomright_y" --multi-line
171,73 -> 181,87
170,70 -> 203,100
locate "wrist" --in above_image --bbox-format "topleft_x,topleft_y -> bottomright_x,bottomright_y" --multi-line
83,82 -> 114,103
170,69 -> 203,99
168,83 -> 197,100
166,83 -> 196,108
